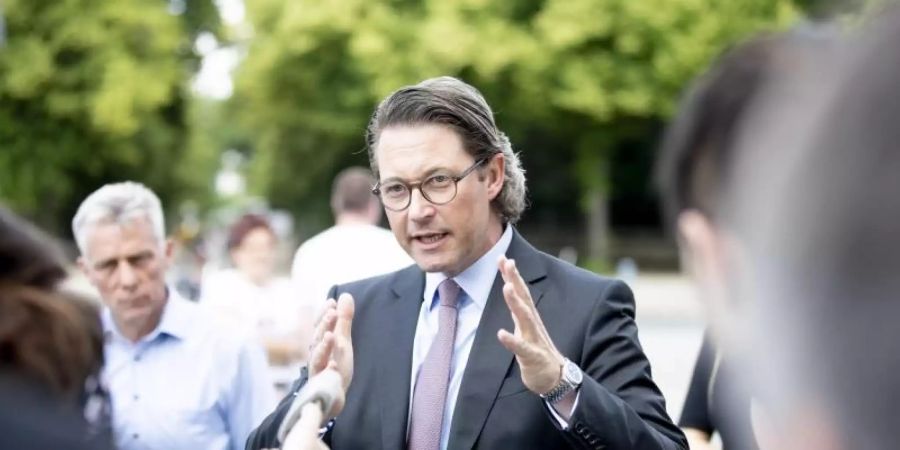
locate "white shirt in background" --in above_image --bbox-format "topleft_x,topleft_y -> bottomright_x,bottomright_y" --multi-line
200,269 -> 300,342
291,223 -> 412,306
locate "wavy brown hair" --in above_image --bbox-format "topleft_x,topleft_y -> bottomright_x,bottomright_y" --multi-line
0,206 -> 102,398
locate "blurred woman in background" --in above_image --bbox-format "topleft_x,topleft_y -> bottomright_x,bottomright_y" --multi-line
201,214 -> 305,388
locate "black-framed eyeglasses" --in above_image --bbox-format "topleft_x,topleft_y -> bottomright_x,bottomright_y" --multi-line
372,158 -> 488,211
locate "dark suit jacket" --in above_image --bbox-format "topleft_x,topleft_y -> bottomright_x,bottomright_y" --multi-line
0,371 -> 115,450
247,230 -> 686,450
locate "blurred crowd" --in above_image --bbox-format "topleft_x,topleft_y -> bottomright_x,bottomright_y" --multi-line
5,3 -> 900,450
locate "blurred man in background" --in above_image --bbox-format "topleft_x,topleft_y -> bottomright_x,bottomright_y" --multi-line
290,167 -> 411,370
73,181 -> 275,450
291,166 -> 411,305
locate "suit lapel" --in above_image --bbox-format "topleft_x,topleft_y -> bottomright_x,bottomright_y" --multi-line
378,266 -> 425,450
448,229 -> 547,450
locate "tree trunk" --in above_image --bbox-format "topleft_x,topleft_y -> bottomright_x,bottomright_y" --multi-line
586,187 -> 609,268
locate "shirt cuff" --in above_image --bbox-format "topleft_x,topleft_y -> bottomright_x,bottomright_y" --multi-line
318,418 -> 334,438
545,390 -> 580,429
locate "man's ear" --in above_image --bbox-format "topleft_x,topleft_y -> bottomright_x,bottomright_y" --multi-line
678,208 -> 747,347
678,209 -> 726,285
76,256 -> 90,279
486,154 -> 505,201
163,238 -> 176,265
367,197 -> 384,224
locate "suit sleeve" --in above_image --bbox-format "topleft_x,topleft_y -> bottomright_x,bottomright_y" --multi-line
245,284 -> 343,450
553,280 -> 688,450
678,332 -> 715,433
244,368 -> 309,450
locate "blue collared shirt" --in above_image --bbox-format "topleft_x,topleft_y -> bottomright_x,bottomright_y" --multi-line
409,224 -> 514,449
101,291 -> 276,450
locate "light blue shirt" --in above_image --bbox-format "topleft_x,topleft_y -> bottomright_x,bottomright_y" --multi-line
101,291 -> 276,450
409,225 -> 513,450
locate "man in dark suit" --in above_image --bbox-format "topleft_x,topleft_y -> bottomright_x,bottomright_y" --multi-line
247,76 -> 686,450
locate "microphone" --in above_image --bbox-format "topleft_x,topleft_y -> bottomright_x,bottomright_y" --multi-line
276,369 -> 343,445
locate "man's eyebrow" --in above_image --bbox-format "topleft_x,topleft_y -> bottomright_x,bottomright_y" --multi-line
93,258 -> 117,270
127,250 -> 155,261
380,167 -> 451,183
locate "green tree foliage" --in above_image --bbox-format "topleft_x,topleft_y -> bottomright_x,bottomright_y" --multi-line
0,0 -> 219,237
234,0 -> 797,259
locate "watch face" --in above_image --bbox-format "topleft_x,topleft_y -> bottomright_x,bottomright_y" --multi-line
565,361 -> 583,384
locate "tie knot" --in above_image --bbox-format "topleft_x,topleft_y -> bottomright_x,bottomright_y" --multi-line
437,279 -> 460,308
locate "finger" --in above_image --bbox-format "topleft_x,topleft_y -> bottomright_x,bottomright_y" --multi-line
498,255 -> 511,281
501,282 -> 524,332
502,282 -> 541,338
310,332 -> 335,375
497,328 -> 540,360
282,402 -> 324,450
335,293 -> 355,340
500,258 -> 551,341
503,259 -> 534,309
313,309 -> 337,346
314,298 -> 337,328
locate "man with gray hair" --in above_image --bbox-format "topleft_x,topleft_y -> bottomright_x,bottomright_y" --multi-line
248,77 -> 684,450
73,181 -> 275,450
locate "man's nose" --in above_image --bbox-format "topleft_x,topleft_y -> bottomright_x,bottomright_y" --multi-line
408,188 -> 436,222
117,262 -> 139,290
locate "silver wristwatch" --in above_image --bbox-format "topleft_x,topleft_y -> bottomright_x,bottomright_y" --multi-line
539,358 -> 583,404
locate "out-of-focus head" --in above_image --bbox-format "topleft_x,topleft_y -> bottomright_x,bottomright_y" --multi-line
365,77 -> 526,275
728,9 -> 900,450
330,167 -> 381,224
72,182 -> 171,340
1,205 -> 68,289
657,34 -> 790,224
0,206 -> 103,399
655,29 -> 835,344
227,213 -> 277,284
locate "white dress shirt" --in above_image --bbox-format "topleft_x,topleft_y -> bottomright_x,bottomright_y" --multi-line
408,225 -> 514,449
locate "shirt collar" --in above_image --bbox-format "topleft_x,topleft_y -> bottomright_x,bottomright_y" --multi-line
102,287 -> 192,344
423,224 -> 514,310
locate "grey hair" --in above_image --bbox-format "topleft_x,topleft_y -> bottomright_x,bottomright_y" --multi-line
72,182 -> 166,255
365,76 -> 528,224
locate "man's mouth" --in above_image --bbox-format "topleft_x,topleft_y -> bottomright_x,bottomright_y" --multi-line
413,232 -> 449,245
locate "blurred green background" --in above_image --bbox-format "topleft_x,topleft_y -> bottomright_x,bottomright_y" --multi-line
1,0 -> 836,270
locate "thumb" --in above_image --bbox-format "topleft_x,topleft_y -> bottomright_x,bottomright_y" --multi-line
497,329 -> 526,355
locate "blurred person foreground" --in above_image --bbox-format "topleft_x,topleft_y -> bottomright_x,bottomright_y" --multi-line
654,27 -> 835,450
0,206 -> 114,450
723,6 -> 900,450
